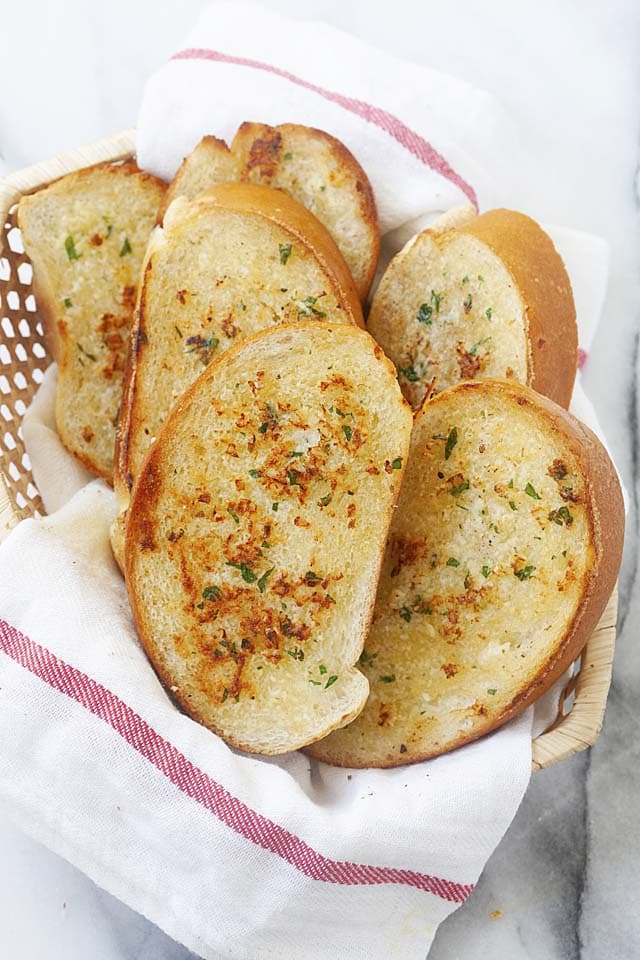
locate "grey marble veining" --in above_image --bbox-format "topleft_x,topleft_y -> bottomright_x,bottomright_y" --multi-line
0,1 -> 638,957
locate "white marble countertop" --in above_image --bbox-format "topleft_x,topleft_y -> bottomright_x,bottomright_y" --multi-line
0,1 -> 638,957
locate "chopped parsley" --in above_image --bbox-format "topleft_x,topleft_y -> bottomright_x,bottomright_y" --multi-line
202,585 -> 221,601
509,500 -> 517,511
487,688 -> 497,695
485,307 -> 493,320
525,482 -> 541,500
325,675 -> 338,689
481,565 -> 491,578
444,427 -> 458,460
248,469 -> 262,478
398,364 -> 419,382
287,469 -> 302,486
469,336 -> 492,357
379,674 -> 396,683
286,647 -> 305,661
63,297 -> 73,308
463,294 -> 473,314
446,557 -> 460,567
462,275 -> 470,284
391,457 -> 403,470
549,505 -> 573,526
297,296 -> 326,319
119,237 -> 132,257
399,606 -> 412,622
417,302 -> 433,325
272,502 -> 279,511
65,236 -> 80,260
221,688 -> 229,702
257,567 -> 275,593
449,479 -> 470,496
319,493 -> 332,507
283,151 -> 293,160
342,424 -> 353,442
279,243 -> 292,265
514,565 -> 536,581
359,650 -> 378,668
304,571 -> 323,587
227,508 -> 240,524
319,664 -> 328,675
226,561 -> 257,583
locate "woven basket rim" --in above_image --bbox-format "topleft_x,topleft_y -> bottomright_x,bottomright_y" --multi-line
0,129 -> 618,772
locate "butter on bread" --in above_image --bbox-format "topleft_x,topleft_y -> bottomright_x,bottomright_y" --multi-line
308,379 -> 623,767
18,161 -> 165,479
159,122 -> 379,301
368,209 -> 577,411
124,323 -> 412,755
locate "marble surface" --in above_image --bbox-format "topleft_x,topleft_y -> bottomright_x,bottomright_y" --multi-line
0,0 -> 638,957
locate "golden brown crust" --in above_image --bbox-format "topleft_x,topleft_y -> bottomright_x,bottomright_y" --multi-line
308,379 -> 623,767
458,210 -> 578,408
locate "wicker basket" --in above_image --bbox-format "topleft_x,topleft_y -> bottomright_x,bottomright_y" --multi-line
0,131 -> 618,771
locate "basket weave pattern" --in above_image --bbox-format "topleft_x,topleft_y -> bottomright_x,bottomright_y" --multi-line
0,132 -> 617,771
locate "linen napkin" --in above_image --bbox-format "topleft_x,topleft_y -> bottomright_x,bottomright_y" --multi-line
0,3 -> 610,958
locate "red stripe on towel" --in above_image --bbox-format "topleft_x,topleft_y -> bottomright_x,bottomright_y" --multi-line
171,47 -> 478,209
0,618 -> 474,904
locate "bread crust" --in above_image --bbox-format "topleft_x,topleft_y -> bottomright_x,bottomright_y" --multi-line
124,322 -> 412,754
458,210 -> 577,407
308,379 -> 623,767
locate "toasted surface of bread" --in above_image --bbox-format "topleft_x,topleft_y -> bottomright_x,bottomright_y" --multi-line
18,162 -> 166,479
368,209 -> 577,411
125,323 -> 412,754
307,379 -> 623,767
114,182 -> 364,544
159,123 -> 379,301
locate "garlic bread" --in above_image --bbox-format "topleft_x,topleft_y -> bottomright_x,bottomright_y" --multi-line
158,123 -> 380,301
125,323 -> 412,755
114,182 -> 364,562
18,162 -> 166,479
368,209 -> 577,411
308,379 -> 623,767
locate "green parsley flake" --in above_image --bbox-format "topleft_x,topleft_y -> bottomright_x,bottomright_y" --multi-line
325,675 -> 338,689
342,424 -> 353,442
417,302 -> 433,325
379,674 -> 396,683
481,565 -> 491,578
319,664 -> 327,675
525,482 -> 541,500
487,688 -> 497,695
514,565 -> 536,581
398,364 -> 419,382
63,297 -> 73,308
399,606 -> 412,622
319,493 -> 332,507
287,469 -> 301,486
202,585 -> 221,601
449,479 -> 470,496
509,500 -> 517,511
249,469 -> 261,478
485,307 -> 493,320
446,557 -> 460,567
119,237 -> 132,257
469,336 -> 492,357
549,506 -> 573,526
65,236 -> 80,260
279,243 -> 292,265
463,294 -> 473,313
391,457 -> 403,470
287,648 -> 304,661
257,568 -> 275,593
445,427 -> 458,460
272,502 -> 279,512
76,342 -> 96,362
297,296 -> 326,319
226,561 -> 257,583
227,508 -> 240,524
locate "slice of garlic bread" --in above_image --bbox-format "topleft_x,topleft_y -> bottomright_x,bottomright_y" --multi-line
368,209 -> 577,411
125,323 -> 412,755
308,379 -> 623,767
113,182 -> 364,562
18,162 -> 166,479
158,122 -> 379,302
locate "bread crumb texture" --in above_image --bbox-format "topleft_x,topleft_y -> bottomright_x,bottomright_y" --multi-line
126,323 -> 412,755
18,162 -> 165,478
309,381 -> 603,767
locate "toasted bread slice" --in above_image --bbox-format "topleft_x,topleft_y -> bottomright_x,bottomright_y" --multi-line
113,182 -> 364,567
158,122 -> 379,301
18,162 -> 166,479
125,323 -> 412,755
368,209 -> 577,411
307,379 -> 623,767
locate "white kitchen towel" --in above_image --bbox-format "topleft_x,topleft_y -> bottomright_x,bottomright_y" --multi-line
0,4 -> 612,960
